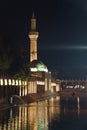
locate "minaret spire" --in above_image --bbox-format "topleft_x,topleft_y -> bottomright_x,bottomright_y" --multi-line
29,12 -> 39,62
32,11 -> 35,18
31,11 -> 36,32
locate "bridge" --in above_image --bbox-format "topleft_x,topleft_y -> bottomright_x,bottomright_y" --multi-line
60,79 -> 87,89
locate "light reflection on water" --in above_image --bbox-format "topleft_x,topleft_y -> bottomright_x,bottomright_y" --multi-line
0,96 -> 87,130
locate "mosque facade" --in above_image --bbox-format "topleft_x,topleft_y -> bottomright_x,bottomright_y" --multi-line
28,12 -> 60,94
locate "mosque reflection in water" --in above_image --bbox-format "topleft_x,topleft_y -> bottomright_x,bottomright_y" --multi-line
1,96 -> 87,130
0,96 -> 60,130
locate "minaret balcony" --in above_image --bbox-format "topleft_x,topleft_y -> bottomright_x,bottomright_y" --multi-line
29,32 -> 39,39
29,32 -> 39,35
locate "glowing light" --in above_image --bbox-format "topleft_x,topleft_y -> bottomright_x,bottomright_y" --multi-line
19,80 -> 22,85
0,79 -> 3,85
51,88 -> 53,92
30,62 -> 48,72
22,88 -> 24,96
74,85 -> 79,88
12,80 -> 15,86
30,67 -> 48,72
30,68 -> 37,72
4,79 -> 7,85
51,83 -> 56,86
8,79 -> 11,85
51,97 -> 54,101
24,81 -> 27,85
45,78 -> 47,91
37,81 -> 45,85
37,64 -> 48,72
81,86 -> 85,89
22,81 -> 25,85
56,84 -> 60,91
19,86 -> 21,96
16,80 -> 18,86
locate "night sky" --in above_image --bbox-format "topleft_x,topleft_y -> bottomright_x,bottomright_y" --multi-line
0,0 -> 87,79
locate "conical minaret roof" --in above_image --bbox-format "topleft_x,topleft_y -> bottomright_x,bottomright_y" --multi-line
30,11 -> 37,32
32,11 -> 35,19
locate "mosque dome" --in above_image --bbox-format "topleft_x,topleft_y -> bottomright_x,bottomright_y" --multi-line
30,60 -> 48,72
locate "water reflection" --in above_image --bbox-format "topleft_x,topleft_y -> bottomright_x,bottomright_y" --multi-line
0,96 -> 87,130
0,96 -> 60,130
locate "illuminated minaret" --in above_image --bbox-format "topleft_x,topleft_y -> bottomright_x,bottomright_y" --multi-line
29,12 -> 39,62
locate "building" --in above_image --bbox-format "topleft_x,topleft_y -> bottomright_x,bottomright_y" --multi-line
28,12 -> 60,94
0,12 -> 60,105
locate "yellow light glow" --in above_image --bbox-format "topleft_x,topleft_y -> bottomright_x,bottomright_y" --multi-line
16,80 -> 18,86
24,81 -> 27,85
19,86 -> 21,96
45,78 -> 47,91
30,68 -> 37,72
4,79 -> 7,85
8,79 -> 11,85
22,88 -> 25,96
19,80 -> 22,85
51,97 -> 54,101
37,81 -> 45,85
0,79 -> 3,85
81,86 -> 85,89
25,87 -> 27,96
51,87 -> 53,92
51,83 -> 56,86
22,81 -> 25,85
56,84 -> 60,91
12,79 -> 15,85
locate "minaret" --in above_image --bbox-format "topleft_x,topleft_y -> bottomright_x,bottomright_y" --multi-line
29,12 -> 39,62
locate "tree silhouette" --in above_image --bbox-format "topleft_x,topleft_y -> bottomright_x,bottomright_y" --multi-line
0,53 -> 12,73
0,37 -> 13,75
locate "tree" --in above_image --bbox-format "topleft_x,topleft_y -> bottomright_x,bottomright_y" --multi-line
0,53 -> 12,73
14,48 -> 31,81
0,37 -> 13,74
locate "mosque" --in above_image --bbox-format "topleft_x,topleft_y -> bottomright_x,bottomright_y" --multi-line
0,12 -> 60,105
28,12 -> 60,94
